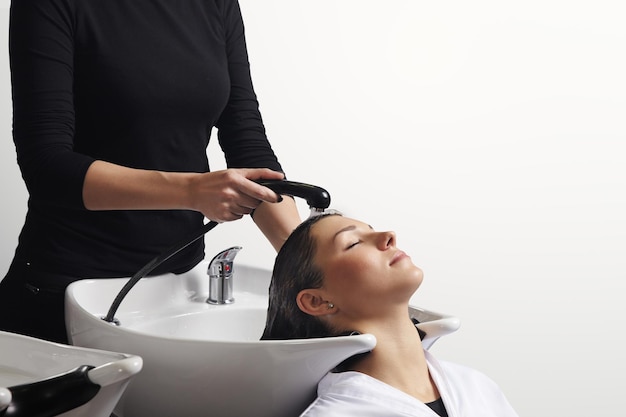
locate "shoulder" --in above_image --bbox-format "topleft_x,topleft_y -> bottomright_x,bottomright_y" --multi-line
316,371 -> 387,396
299,373 -> 363,417
425,350 -> 497,385
301,372 -> 433,417
426,352 -> 519,416
434,356 -> 503,390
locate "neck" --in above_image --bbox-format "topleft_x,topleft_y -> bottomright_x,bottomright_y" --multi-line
341,312 -> 440,403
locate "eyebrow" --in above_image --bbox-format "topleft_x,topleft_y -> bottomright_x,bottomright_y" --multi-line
332,224 -> 374,241
333,225 -> 357,241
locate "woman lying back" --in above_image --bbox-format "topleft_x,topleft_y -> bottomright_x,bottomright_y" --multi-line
262,213 -> 519,417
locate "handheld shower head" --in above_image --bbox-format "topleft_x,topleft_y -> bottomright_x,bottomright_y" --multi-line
255,180 -> 331,213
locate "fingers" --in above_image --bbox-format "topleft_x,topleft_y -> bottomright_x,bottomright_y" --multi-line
238,168 -> 285,203
209,192 -> 259,222
244,168 -> 285,182
197,168 -> 286,223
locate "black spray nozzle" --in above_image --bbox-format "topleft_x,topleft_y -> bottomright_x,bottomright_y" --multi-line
255,180 -> 331,210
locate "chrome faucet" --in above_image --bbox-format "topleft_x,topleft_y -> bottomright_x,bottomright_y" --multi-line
207,246 -> 242,305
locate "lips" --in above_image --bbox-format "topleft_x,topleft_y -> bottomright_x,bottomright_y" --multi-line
390,250 -> 408,265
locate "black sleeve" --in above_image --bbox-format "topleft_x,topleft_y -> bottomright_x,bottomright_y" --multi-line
214,0 -> 284,173
9,0 -> 95,209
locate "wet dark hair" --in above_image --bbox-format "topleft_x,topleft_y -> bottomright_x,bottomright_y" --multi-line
261,213 -> 343,340
261,212 -> 427,342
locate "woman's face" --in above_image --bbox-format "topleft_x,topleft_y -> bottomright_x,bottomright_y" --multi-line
310,215 -> 423,318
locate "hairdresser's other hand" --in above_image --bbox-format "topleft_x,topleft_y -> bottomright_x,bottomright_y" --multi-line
189,168 -> 284,222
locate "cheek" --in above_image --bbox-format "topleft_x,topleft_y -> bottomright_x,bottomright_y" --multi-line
324,257 -> 378,292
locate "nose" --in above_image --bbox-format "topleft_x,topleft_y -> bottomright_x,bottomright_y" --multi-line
376,231 -> 396,250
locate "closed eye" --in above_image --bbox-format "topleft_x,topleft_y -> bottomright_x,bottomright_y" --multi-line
346,241 -> 361,250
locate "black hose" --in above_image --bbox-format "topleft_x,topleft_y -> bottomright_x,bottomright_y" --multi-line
102,221 -> 219,323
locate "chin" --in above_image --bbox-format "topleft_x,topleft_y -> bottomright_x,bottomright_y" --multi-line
410,266 -> 424,289
394,263 -> 424,292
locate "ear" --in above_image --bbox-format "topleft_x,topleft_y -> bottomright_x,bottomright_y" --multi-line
296,289 -> 334,317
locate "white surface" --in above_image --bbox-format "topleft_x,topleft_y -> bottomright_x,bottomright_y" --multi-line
0,330 -> 142,417
66,262 -> 456,417
2,1 -> 625,415
0,387 -> 10,411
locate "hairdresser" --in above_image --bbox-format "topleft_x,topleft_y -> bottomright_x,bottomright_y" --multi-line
0,0 -> 301,344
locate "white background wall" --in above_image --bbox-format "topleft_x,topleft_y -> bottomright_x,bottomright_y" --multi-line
1,0 -> 625,415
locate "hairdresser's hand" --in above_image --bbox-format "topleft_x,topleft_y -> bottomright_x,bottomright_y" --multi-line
83,162 -> 285,221
189,168 -> 285,222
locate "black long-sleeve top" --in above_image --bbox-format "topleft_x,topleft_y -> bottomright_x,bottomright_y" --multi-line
9,0 -> 283,277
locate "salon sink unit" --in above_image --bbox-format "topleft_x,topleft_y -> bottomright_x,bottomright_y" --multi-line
66,260 -> 460,417
0,330 -> 142,417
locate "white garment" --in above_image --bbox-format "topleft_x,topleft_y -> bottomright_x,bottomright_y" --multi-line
300,350 -> 518,417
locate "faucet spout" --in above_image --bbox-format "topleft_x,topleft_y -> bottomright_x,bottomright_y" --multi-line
207,246 -> 242,305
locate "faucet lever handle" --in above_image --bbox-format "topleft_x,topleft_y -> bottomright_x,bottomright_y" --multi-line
207,246 -> 242,277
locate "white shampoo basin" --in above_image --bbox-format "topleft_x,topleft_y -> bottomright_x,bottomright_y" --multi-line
66,261 -> 459,417
0,330 -> 142,417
